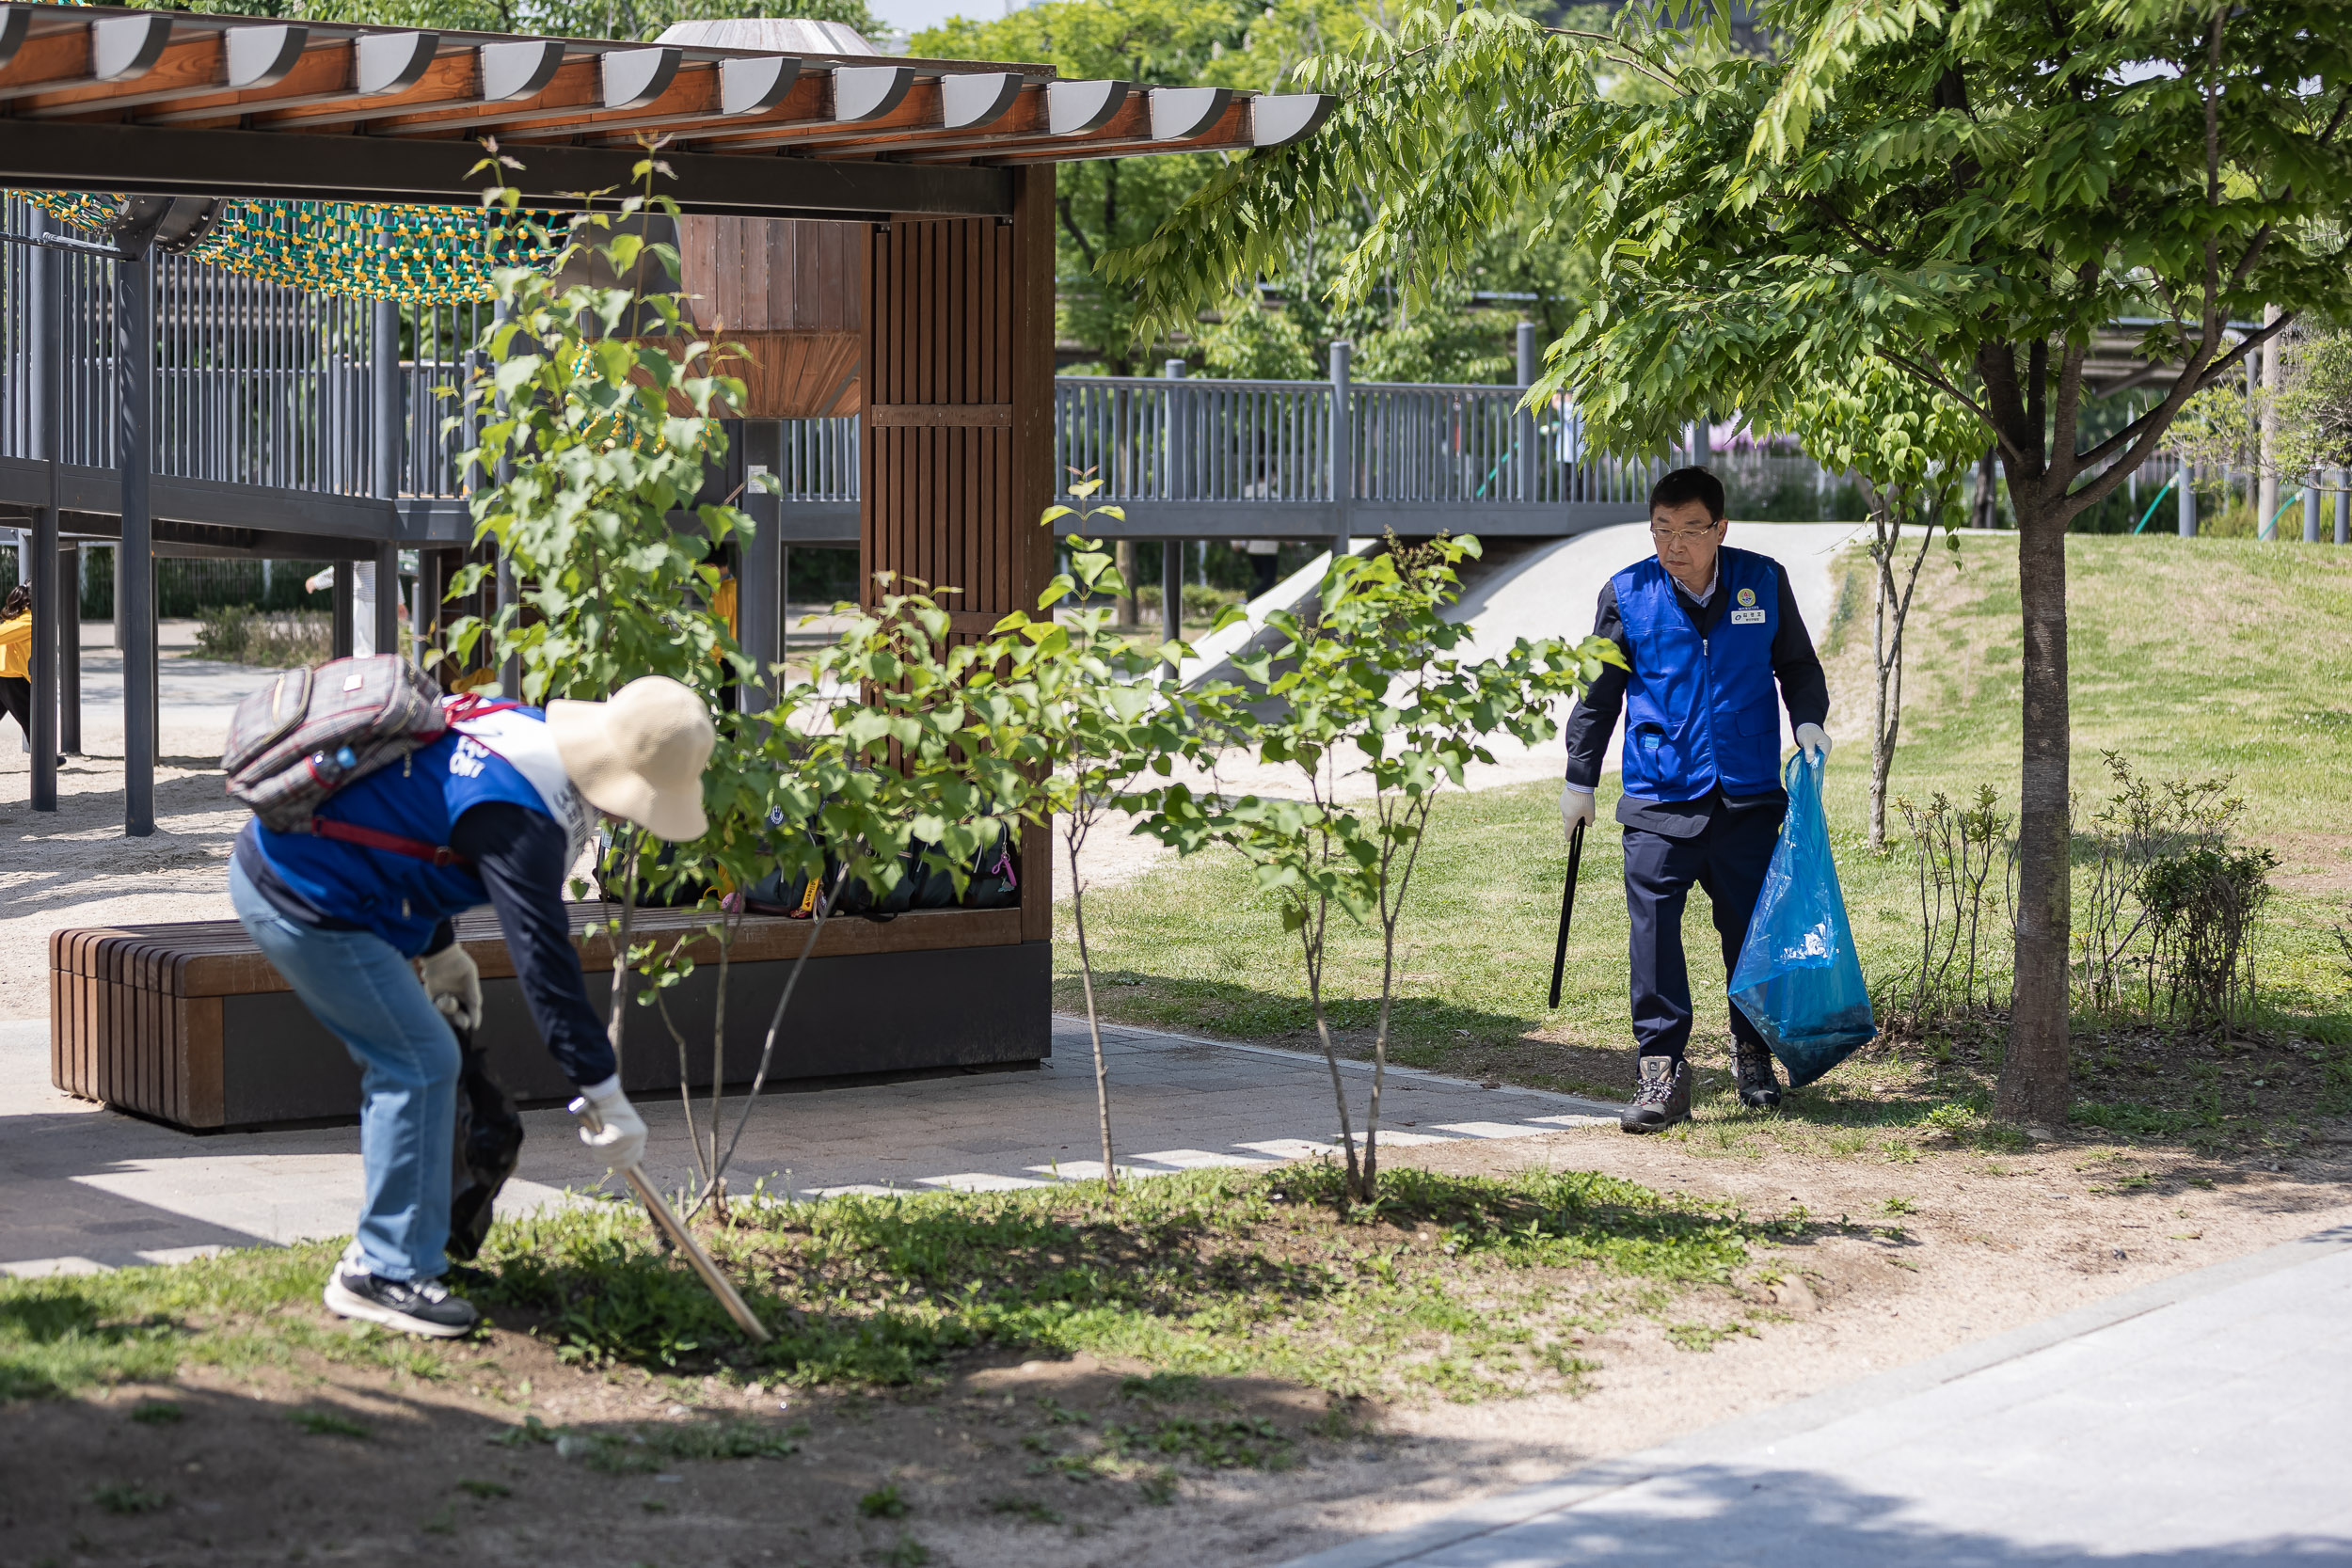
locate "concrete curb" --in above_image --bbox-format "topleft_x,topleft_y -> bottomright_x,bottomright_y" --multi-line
1270,1220 -> 2352,1568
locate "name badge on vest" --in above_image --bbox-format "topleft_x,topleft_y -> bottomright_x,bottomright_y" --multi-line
1729,585 -> 1766,626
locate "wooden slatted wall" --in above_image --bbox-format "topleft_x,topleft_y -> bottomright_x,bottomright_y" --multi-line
863,167 -> 1057,942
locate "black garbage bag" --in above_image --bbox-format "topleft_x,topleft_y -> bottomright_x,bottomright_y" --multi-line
447,1025 -> 524,1262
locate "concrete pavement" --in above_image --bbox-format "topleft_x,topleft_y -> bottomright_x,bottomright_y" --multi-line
0,1014 -> 1617,1276
1279,1224 -> 2352,1567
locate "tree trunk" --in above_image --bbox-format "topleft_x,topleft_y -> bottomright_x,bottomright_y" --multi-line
1997,493 -> 2072,1129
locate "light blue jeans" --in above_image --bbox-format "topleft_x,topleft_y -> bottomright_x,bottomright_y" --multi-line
230,856 -> 458,1282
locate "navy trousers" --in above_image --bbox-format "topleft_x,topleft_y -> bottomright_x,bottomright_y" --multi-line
1623,800 -> 1785,1060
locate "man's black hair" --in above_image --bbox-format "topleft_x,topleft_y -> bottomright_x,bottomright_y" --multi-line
1649,466 -> 1726,523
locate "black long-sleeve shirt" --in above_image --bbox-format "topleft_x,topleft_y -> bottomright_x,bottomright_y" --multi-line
237,802 -> 615,1085
1562,557 -> 1829,837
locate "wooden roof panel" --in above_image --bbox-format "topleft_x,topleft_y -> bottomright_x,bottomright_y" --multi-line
0,1 -> 1331,218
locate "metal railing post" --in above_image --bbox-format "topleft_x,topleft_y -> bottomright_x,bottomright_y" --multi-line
2305,469 -> 2322,544
492,300 -> 520,699
27,207 -> 59,808
332,562 -> 355,657
1329,340 -> 1353,558
740,420 -> 783,713
2336,467 -> 2349,546
1162,357 -> 1184,644
1515,321 -> 1538,505
2177,457 -> 2196,538
118,248 -> 155,836
371,297 -> 404,657
59,544 -> 80,755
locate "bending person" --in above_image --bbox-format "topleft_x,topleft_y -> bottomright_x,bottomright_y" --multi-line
230,674 -> 715,1337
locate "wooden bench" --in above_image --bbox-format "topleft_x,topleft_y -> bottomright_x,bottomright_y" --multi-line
51,906 -> 1049,1131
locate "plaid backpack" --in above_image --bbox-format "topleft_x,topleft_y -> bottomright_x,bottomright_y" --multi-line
222,655 -> 453,842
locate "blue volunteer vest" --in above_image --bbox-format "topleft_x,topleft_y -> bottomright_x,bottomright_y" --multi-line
1613,546 -> 1785,801
251,706 -> 588,956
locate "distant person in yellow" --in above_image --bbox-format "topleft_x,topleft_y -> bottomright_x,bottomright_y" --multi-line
0,584 -> 33,752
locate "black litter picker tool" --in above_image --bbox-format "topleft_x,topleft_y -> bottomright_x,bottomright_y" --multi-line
570,1096 -> 772,1345
1547,818 -> 1588,1010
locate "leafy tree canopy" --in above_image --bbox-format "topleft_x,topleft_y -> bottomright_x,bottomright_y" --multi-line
129,0 -> 881,50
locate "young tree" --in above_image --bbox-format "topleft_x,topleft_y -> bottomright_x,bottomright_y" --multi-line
449,160 -> 752,1092
983,499 -> 1196,1192
1788,358 -> 1981,850
1113,0 -> 2352,1128
1149,538 -> 1614,1202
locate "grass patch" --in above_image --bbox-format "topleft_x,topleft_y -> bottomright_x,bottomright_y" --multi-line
6,1164 -> 1783,1408
90,1482 -> 171,1515
470,1161 -> 1766,1400
1051,534 -> 2352,1146
289,1407 -> 371,1439
859,1483 -> 910,1518
986,1494 -> 1064,1524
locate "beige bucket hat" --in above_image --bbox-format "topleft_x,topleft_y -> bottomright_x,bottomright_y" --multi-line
546,675 -> 716,842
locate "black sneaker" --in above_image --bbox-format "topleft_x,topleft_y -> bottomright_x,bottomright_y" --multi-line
323,1267 -> 480,1338
1734,1038 -> 1783,1110
1619,1055 -> 1692,1134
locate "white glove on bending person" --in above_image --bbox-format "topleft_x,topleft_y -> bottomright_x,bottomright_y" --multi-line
417,943 -> 483,1032
1796,723 -> 1832,764
1559,782 -> 1597,844
571,1076 -> 648,1172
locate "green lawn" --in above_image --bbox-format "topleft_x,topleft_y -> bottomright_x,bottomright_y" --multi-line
2,1164 -> 1784,1405
1054,532 -> 2352,1135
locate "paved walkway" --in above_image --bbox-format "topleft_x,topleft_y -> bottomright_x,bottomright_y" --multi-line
1280,1225 -> 2352,1568
0,1015 -> 1616,1276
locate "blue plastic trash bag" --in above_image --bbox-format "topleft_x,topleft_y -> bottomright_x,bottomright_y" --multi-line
1727,752 -> 1876,1086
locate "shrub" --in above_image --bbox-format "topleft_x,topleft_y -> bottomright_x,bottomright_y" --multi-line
193,605 -> 332,668
2138,845 -> 2277,1029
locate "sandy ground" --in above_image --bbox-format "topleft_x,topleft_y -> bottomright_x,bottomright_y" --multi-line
4,1125 -> 2344,1567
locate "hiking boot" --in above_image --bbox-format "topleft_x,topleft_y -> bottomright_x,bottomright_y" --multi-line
1734,1038 -> 1783,1110
323,1267 -> 479,1338
1619,1055 -> 1692,1134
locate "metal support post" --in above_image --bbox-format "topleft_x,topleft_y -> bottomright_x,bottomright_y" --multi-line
1163,357 -> 1185,644
2305,470 -> 2322,544
59,546 -> 80,755
2178,458 -> 2196,538
2336,467 -> 2350,546
118,249 -> 155,837
1329,340 -> 1353,560
372,298 -> 404,657
410,551 -> 434,673
739,420 -> 783,713
373,542 -> 401,657
27,207 -> 59,808
332,562 -> 355,657
491,301 -> 520,700
1515,321 -> 1538,504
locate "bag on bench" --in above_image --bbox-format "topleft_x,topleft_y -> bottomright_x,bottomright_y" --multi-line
223,656 -> 451,833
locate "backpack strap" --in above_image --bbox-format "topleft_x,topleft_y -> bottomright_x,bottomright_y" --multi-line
311,816 -> 475,868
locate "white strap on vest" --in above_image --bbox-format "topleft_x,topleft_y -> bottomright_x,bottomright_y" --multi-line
449,707 -> 595,866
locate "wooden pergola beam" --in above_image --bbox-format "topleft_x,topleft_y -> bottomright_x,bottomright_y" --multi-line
0,3 -> 1328,209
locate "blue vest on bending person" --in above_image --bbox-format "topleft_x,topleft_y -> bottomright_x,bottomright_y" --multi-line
1612,546 -> 1785,802
249,705 -> 591,957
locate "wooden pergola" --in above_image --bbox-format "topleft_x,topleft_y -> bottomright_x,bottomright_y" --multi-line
3,2 -> 1331,1124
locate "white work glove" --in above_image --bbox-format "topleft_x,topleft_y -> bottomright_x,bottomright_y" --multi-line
571,1076 -> 647,1172
1796,723 -> 1833,764
417,943 -> 482,1033
1560,782 -> 1597,842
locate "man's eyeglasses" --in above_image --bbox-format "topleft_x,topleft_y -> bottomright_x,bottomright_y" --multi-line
1648,526 -> 1717,546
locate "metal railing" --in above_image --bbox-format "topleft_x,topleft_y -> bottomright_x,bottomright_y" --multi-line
4,198 -> 1660,539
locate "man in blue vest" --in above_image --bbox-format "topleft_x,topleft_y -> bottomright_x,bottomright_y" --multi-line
1560,468 -> 1831,1132
230,675 -> 715,1337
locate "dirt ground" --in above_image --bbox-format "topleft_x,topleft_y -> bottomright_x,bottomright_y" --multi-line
5,1125 -> 2344,1568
